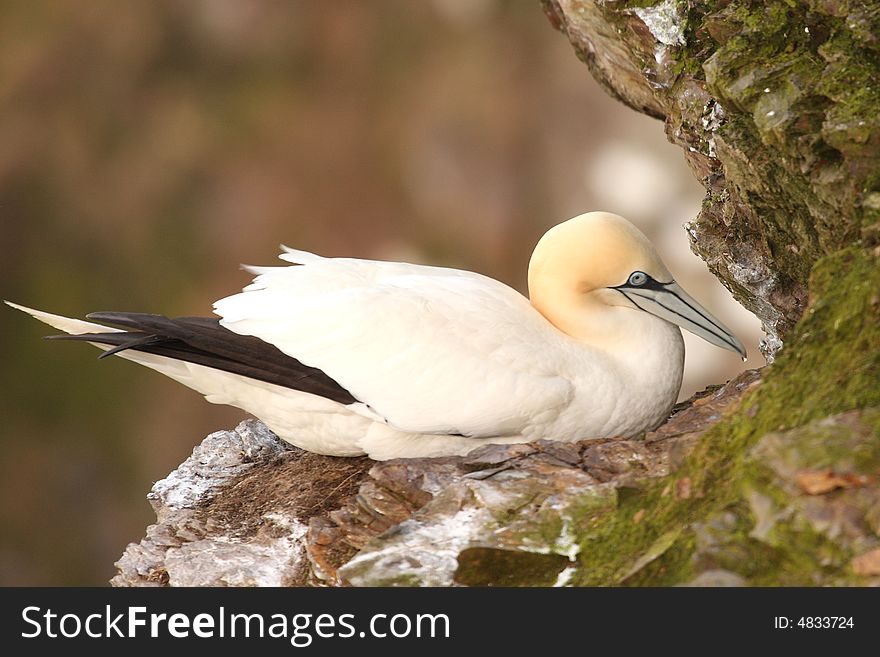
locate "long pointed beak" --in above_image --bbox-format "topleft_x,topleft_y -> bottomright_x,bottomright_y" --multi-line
618,280 -> 747,359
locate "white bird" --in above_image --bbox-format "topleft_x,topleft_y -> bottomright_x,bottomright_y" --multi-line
7,212 -> 745,460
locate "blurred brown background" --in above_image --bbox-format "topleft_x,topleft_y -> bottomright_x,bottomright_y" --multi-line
0,0 -> 762,585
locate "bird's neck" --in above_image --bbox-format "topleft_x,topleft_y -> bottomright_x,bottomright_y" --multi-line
530,286 -> 630,348
530,281 -> 685,433
531,288 -> 685,396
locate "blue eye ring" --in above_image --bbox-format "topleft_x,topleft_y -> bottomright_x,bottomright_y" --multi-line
628,271 -> 648,286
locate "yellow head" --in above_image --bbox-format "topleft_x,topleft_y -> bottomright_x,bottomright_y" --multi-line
529,212 -> 671,295
528,212 -> 745,357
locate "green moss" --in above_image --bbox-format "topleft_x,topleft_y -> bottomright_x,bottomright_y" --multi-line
736,405 -> 880,583
621,528 -> 696,586
692,497 -> 855,586
690,247 -> 879,500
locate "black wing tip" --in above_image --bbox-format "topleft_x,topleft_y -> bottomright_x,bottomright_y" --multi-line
42,314 -> 361,406
86,311 -> 164,323
98,345 -> 128,359
41,332 -> 113,358
43,331 -> 154,360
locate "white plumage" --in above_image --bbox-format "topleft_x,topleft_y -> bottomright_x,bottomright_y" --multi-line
7,212 -> 746,460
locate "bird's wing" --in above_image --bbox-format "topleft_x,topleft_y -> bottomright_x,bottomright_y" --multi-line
214,251 -> 575,437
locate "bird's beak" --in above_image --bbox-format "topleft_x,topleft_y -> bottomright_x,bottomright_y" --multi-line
616,280 -> 747,359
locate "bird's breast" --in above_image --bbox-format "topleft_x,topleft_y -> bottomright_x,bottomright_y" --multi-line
547,317 -> 685,440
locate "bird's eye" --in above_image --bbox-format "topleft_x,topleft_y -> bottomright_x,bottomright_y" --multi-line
628,271 -> 648,286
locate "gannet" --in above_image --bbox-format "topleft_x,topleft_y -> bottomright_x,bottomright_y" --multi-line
7,212 -> 745,460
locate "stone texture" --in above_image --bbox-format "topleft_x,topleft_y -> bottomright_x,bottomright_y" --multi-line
112,420 -> 370,586
685,408 -> 880,586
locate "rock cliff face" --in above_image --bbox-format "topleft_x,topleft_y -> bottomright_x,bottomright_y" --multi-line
543,0 -> 879,360
114,0 -> 879,586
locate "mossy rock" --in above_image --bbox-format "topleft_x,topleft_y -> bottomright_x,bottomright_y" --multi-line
565,248 -> 880,586
544,0 -> 880,358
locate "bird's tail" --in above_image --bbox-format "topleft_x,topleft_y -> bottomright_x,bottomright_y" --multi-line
5,300 -> 355,406
5,301 -> 124,339
5,300 -> 373,456
4,300 -> 218,395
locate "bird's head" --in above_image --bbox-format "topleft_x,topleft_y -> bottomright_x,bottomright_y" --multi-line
528,211 -> 746,358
